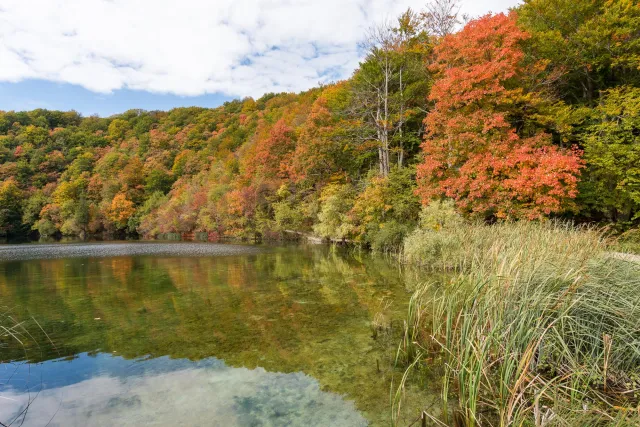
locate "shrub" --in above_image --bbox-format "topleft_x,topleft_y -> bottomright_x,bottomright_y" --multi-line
313,183 -> 355,240
367,220 -> 413,253
402,199 -> 466,269
417,199 -> 463,231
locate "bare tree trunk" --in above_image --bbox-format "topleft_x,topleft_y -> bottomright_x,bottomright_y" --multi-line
398,67 -> 404,168
376,103 -> 385,176
380,53 -> 391,177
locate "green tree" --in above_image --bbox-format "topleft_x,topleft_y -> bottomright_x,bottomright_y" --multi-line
519,0 -> 640,105
145,169 -> 174,194
314,183 -> 355,240
349,9 -> 431,176
580,86 -> 640,223
107,119 -> 131,141
0,179 -> 24,236
75,196 -> 90,236
22,190 -> 49,226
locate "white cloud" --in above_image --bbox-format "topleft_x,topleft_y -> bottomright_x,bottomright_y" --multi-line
0,0 -> 521,98
1,364 -> 366,426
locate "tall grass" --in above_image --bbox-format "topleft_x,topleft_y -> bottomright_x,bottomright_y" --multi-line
400,221 -> 640,425
1,307 -> 58,427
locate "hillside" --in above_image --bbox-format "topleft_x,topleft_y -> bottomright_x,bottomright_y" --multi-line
0,0 -> 638,246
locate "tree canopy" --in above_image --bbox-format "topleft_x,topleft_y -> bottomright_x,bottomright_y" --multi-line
0,0 -> 638,241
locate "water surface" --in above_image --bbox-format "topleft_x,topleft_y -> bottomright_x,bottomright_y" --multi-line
0,242 -> 431,426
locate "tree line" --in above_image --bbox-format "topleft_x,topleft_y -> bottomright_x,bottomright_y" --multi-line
0,0 -> 638,246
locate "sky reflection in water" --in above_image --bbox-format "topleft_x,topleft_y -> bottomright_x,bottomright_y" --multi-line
1,353 -> 366,427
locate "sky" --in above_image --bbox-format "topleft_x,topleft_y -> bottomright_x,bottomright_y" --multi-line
0,0 -> 521,116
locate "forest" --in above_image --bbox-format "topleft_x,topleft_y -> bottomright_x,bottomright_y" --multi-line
0,0 -> 638,247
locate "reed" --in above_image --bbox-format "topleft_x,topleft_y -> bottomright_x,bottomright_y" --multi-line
400,221 -> 640,425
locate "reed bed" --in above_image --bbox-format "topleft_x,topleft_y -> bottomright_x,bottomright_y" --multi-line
399,221 -> 640,426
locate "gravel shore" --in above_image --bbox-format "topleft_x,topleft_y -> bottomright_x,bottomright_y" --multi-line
0,242 -> 262,261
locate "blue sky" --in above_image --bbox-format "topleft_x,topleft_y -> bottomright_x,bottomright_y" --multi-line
0,80 -> 233,117
0,0 -> 521,117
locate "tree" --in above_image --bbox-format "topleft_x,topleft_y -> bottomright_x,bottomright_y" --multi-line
0,179 -> 24,236
145,168 -> 173,194
107,193 -> 135,229
518,0 -> 640,106
253,119 -> 295,179
314,183 -> 355,240
580,86 -> 640,223
349,167 -> 420,249
288,84 -> 354,184
421,0 -> 463,37
75,196 -> 90,237
350,10 -> 431,177
416,13 -> 583,220
107,119 -> 131,141
271,184 -> 305,232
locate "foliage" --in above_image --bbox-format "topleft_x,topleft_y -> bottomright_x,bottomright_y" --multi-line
349,9 -> 431,176
313,183 -> 355,241
518,0 -> 640,106
271,184 -> 305,232
0,179 -> 24,236
417,199 -> 463,231
107,193 -> 135,229
349,167 -> 421,250
0,0 -> 638,240
416,13 -> 584,220
580,86 -> 640,223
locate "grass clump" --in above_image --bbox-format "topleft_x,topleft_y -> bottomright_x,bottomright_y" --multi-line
615,228 -> 640,255
400,218 -> 640,426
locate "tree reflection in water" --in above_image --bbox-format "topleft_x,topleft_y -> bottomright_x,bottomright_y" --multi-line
0,243 -> 434,426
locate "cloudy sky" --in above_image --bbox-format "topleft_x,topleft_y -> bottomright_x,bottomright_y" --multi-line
0,0 -> 521,116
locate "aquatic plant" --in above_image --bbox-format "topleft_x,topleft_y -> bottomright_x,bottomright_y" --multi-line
400,221 -> 640,425
0,307 -> 58,426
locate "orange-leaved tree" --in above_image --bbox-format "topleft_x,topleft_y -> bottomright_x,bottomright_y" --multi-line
253,118 -> 295,179
416,13 -> 583,220
107,192 -> 135,229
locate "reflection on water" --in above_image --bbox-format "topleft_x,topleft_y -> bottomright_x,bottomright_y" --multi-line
1,354 -> 367,427
0,243 -> 431,426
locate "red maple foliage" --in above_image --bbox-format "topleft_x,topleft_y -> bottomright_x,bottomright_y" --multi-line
416,13 -> 583,220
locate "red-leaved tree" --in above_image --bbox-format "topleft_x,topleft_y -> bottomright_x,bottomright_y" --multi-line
416,13 -> 583,220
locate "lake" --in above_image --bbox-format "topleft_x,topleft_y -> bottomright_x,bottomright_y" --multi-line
0,242 -> 434,426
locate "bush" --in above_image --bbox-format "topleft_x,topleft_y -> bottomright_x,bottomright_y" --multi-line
35,218 -> 58,238
347,168 -> 421,249
367,220 -> 413,253
417,199 -> 463,231
271,184 -> 305,232
402,199 -> 466,268
313,183 -> 354,240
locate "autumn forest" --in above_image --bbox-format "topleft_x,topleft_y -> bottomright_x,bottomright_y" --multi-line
0,0 -> 638,246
